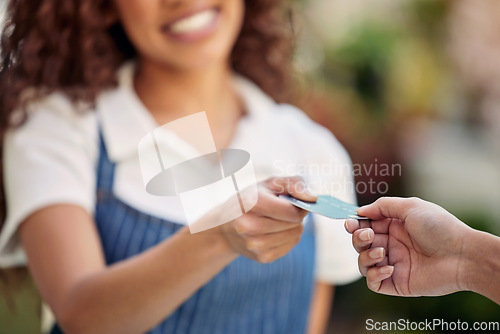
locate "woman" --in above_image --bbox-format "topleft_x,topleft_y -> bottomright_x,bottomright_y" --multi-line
0,0 -> 359,333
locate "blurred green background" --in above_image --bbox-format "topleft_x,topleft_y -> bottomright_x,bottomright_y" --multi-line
1,0 -> 499,333
294,0 -> 500,332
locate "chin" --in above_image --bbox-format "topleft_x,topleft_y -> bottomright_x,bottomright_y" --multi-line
161,43 -> 233,72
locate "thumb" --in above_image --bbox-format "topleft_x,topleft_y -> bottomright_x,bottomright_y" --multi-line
357,197 -> 419,221
265,176 -> 317,202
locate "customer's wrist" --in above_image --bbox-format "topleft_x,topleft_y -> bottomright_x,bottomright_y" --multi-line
461,229 -> 500,297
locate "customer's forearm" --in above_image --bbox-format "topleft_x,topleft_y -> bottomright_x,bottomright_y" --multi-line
59,227 -> 238,334
464,229 -> 500,305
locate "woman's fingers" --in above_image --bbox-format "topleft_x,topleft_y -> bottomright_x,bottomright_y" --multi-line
236,216 -> 305,235
246,224 -> 304,254
263,176 -> 317,203
252,190 -> 308,223
221,221 -> 304,262
253,236 -> 303,263
250,176 -> 318,223
221,176 -> 315,263
365,266 -> 394,292
226,215 -> 304,263
358,247 -> 386,276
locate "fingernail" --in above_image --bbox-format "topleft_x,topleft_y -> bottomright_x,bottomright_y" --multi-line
359,229 -> 371,241
344,218 -> 355,230
356,206 -> 367,214
304,187 -> 316,197
380,266 -> 394,275
369,247 -> 384,259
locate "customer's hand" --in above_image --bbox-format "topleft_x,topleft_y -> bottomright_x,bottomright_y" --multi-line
345,197 -> 472,297
219,176 -> 316,263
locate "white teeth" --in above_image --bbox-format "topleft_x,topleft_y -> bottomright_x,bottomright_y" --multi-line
169,9 -> 217,34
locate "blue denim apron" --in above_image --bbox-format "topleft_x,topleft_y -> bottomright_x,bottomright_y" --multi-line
52,134 -> 315,334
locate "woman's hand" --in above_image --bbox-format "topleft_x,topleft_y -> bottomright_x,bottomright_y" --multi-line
345,197 -> 472,297
218,176 -> 316,263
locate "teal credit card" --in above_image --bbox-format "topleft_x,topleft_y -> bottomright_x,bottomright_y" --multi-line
279,195 -> 369,220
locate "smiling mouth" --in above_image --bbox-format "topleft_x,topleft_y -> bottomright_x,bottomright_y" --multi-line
164,8 -> 219,36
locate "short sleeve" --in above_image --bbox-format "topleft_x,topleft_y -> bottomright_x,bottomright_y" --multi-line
0,94 -> 98,267
281,105 -> 361,285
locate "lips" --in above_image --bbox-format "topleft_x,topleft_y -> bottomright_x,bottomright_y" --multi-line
162,7 -> 220,42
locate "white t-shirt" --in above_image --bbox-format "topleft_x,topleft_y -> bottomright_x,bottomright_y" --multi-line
0,63 -> 360,284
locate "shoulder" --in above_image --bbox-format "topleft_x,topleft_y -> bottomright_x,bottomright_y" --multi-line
8,92 -> 98,147
272,103 -> 352,164
4,92 -> 100,179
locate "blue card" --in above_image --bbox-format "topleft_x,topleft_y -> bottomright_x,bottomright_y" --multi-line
279,195 -> 369,220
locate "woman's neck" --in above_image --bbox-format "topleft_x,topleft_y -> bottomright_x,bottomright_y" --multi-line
134,58 -> 243,148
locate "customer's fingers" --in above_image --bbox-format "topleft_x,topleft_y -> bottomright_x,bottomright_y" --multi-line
365,266 -> 394,292
357,197 -> 425,222
370,233 -> 388,250
345,218 -> 393,235
344,219 -> 361,233
358,247 -> 386,276
352,228 -> 374,253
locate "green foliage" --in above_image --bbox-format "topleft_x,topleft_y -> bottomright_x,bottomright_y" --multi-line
323,23 -> 399,117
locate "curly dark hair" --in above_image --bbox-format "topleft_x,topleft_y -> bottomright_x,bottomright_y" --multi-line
0,0 -> 297,229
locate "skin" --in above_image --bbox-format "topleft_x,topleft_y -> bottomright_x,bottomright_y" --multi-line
19,0 -> 332,332
345,197 -> 500,305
